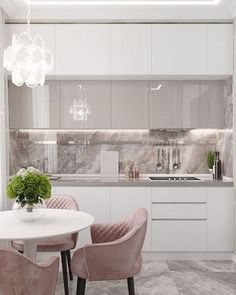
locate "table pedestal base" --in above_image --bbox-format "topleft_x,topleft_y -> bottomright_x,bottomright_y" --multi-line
23,240 -> 37,262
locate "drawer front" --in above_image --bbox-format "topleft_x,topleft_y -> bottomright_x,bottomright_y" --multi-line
152,203 -> 207,219
152,187 -> 207,203
152,220 -> 207,251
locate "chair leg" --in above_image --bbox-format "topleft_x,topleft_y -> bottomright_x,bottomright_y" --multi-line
76,277 -> 86,295
66,250 -> 73,281
61,251 -> 69,295
127,277 -> 135,295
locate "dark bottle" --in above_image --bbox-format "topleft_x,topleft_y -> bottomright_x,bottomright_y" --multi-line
214,151 -> 222,180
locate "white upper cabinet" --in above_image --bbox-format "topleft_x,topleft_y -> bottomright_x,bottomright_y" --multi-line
207,24 -> 233,75
5,24 -> 56,75
56,24 -> 110,75
110,24 -> 151,75
5,24 -> 233,77
152,24 -> 207,75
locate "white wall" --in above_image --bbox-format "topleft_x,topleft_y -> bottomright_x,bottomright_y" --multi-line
0,9 -> 8,211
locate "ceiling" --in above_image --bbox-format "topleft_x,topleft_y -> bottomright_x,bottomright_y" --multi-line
1,0 -> 235,21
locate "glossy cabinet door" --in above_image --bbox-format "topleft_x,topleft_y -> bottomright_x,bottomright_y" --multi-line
8,81 -> 60,129
5,24 -> 56,75
207,24 -> 233,75
150,81 -> 182,129
111,80 -> 149,129
199,81 -> 225,128
56,24 -> 110,75
60,80 -> 110,129
111,24 -> 151,75
181,81 -> 200,128
150,80 -> 224,129
152,24 -> 207,75
207,188 -> 234,252
110,187 -> 152,251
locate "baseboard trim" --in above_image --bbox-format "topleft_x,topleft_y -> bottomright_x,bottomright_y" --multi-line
142,252 -> 234,261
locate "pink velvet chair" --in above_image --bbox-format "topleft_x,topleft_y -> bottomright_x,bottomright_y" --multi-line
0,249 -> 59,295
71,208 -> 148,295
12,195 -> 79,295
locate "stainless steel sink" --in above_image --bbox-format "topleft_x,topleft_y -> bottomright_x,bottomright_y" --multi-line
149,176 -> 201,181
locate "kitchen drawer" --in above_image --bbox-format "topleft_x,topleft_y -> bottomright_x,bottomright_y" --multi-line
152,203 -> 207,219
152,187 -> 207,203
152,220 -> 207,251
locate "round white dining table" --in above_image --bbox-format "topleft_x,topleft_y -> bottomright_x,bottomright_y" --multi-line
0,208 -> 95,261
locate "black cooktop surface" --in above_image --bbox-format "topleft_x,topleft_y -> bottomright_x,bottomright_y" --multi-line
149,176 -> 201,181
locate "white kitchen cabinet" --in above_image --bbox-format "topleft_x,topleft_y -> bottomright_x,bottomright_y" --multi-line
110,187 -> 152,251
111,24 -> 151,75
60,80 -> 110,129
56,24 -> 110,75
152,203 -> 207,219
151,187 -> 207,252
207,187 -> 234,252
152,24 -> 207,75
5,24 -> 56,75
152,220 -> 207,251
111,81 -> 149,129
152,187 -> 207,203
53,186 -> 110,248
207,24 -> 233,75
199,81 -> 225,128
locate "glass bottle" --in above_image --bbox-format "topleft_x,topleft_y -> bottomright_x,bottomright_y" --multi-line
214,151 -> 222,180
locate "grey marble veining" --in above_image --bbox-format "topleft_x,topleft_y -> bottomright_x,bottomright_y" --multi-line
55,260 -> 236,295
9,129 -> 233,178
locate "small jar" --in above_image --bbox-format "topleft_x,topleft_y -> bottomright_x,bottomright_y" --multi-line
123,161 -> 132,178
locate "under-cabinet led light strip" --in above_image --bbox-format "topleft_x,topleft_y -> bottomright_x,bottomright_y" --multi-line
29,0 -> 222,6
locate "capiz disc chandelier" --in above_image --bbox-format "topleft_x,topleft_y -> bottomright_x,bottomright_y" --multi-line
3,0 -> 53,87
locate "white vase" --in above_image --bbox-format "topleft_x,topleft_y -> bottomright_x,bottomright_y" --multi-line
209,168 -> 213,174
12,200 -> 46,222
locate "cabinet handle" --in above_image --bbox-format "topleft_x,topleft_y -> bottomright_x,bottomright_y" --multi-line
152,202 -> 207,204
152,218 -> 207,221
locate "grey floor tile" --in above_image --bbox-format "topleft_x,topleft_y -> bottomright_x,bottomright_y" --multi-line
55,260 -> 236,295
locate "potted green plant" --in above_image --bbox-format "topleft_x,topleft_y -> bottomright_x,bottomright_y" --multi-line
7,167 -> 51,221
207,151 -> 215,174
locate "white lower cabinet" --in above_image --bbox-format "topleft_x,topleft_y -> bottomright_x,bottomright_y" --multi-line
53,186 -> 110,248
207,188 -> 234,252
151,187 -> 234,253
52,185 -> 233,254
152,220 -> 207,251
110,187 -> 152,251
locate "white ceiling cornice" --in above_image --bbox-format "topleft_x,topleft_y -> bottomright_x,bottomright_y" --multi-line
228,0 -> 236,18
1,0 -> 235,21
0,0 -> 17,15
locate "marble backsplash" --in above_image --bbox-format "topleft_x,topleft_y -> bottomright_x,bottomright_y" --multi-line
9,129 -> 233,177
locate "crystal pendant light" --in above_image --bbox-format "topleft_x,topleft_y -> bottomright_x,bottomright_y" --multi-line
3,0 -> 53,87
69,85 -> 91,121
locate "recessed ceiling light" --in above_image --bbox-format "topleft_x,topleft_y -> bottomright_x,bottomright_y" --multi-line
29,0 -> 222,6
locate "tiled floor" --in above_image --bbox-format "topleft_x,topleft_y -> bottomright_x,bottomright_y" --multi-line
56,260 -> 236,295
